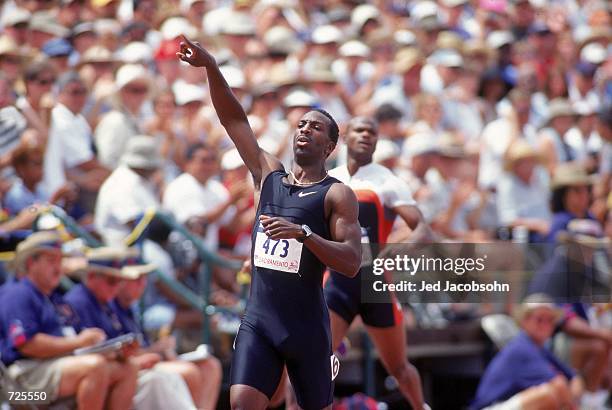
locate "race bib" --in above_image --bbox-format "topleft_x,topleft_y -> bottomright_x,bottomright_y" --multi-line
253,231 -> 303,274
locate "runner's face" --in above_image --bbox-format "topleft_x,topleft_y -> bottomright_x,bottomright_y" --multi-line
346,119 -> 378,160
293,111 -> 335,161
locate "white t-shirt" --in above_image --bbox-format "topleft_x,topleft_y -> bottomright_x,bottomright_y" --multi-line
163,173 -> 235,251
478,118 -> 537,190
43,104 -> 94,195
330,161 -> 417,217
94,165 -> 160,245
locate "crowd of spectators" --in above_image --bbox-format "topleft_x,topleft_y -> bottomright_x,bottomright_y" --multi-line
0,0 -> 610,408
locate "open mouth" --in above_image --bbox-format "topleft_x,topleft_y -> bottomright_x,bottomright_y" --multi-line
296,136 -> 311,147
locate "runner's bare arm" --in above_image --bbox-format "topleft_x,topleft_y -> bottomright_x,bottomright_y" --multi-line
392,205 -> 434,243
315,183 -> 362,276
177,36 -> 281,186
258,183 -> 361,276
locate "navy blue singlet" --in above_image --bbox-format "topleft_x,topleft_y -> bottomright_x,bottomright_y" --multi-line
230,169 -> 340,409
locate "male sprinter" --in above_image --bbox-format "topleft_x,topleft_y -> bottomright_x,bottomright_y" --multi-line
178,37 -> 362,410
327,117 -> 428,410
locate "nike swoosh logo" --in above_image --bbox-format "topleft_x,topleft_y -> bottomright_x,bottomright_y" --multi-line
298,191 -> 317,198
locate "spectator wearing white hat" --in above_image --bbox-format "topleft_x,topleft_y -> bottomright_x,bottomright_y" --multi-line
497,139 -> 551,240
220,11 -> 256,63
143,89 -> 185,182
418,134 -> 485,239
0,35 -> 25,86
43,72 -> 110,212
332,40 -> 374,96
1,7 -> 30,48
439,0 -> 476,39
537,98 -> 580,173
568,61 -> 601,109
0,74 -> 27,173
478,89 -> 538,191
564,101 -> 601,169
113,258 -> 223,410
163,143 -> 248,253
421,49 -> 464,96
370,48 -> 425,121
173,83 -> 210,146
95,63 -> 152,169
95,135 -> 162,246
351,4 -> 381,38
303,24 -> 343,74
15,60 -> 56,140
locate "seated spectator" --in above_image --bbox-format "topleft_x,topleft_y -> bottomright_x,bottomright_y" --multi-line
163,143 -> 246,253
497,140 -> 551,241
113,259 -> 222,410
471,294 -> 583,410
64,246 -> 197,410
95,64 -> 152,170
0,231 -> 138,410
553,303 -> 611,409
0,74 -> 27,173
16,59 -> 56,139
5,143 -> 81,219
43,71 -> 110,212
546,163 -> 597,242
537,98 -> 579,173
94,135 -> 161,245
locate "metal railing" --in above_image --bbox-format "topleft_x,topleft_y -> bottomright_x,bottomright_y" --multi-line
46,206 -> 245,344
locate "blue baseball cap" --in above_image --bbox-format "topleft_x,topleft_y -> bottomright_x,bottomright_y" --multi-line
42,38 -> 73,57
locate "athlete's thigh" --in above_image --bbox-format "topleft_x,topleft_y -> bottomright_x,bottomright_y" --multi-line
230,322 -> 284,401
286,352 -> 334,410
230,384 -> 271,410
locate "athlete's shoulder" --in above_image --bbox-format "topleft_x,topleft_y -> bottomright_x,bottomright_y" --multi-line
326,180 -> 358,205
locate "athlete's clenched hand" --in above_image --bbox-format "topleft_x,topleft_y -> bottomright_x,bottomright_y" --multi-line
176,35 -> 216,68
260,215 -> 304,240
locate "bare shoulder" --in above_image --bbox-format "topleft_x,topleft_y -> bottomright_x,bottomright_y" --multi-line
325,182 -> 358,218
253,150 -> 284,190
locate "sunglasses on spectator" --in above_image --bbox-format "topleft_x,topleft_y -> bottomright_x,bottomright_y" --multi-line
125,86 -> 149,94
98,274 -> 122,286
67,87 -> 87,96
36,77 -> 55,86
196,155 -> 217,163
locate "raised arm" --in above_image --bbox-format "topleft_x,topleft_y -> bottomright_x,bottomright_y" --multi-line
177,36 -> 281,186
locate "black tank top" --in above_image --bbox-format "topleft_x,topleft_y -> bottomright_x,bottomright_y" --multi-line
246,170 -> 339,339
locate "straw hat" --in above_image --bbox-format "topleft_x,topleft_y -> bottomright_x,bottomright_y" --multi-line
77,46 -> 115,67
78,247 -> 133,278
121,256 -> 156,279
513,293 -> 562,323
436,132 -> 466,158
393,47 -> 424,74
10,231 -> 64,273
0,35 -> 21,58
546,98 -> 576,124
551,164 -> 596,189
503,140 -> 542,171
